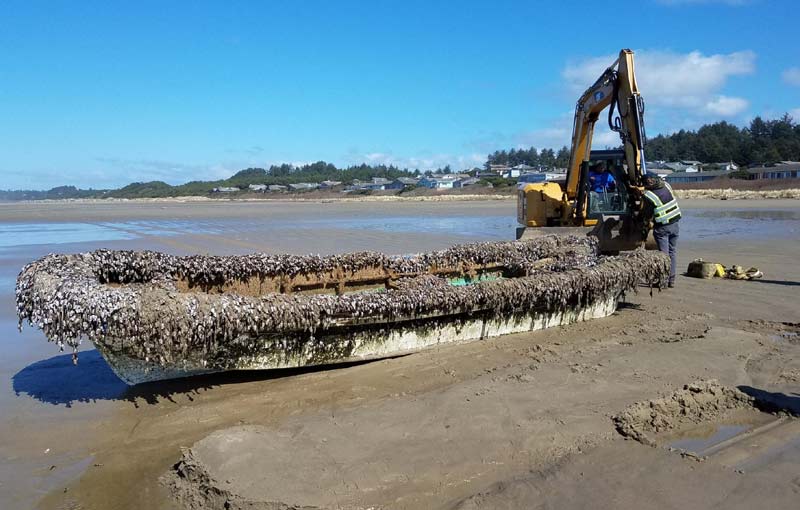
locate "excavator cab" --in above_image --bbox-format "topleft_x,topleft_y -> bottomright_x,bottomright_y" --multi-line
585,150 -> 629,219
517,149 -> 648,253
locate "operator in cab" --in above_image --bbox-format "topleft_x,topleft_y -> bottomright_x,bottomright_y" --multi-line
588,162 -> 616,193
643,173 -> 681,288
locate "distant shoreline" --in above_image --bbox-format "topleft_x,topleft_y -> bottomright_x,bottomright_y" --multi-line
5,193 -> 516,205
2,187 -> 798,205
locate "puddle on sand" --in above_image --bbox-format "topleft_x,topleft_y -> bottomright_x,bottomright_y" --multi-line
663,410 -> 777,455
770,331 -> 799,345
668,424 -> 749,454
660,408 -> 775,456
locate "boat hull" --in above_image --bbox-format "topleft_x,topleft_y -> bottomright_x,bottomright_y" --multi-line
95,295 -> 619,385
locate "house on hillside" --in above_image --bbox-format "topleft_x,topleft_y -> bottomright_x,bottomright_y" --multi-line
644,161 -> 673,179
489,164 -> 510,174
746,161 -> 800,180
346,177 -> 392,191
665,170 -> 730,184
248,184 -> 268,192
476,170 -> 501,179
268,184 -> 287,192
710,162 -> 739,172
288,182 -> 319,191
212,186 -> 240,193
385,177 -> 419,190
418,175 -> 458,189
664,161 -> 701,173
364,177 -> 392,190
453,177 -> 481,188
319,180 -> 342,189
345,180 -> 366,192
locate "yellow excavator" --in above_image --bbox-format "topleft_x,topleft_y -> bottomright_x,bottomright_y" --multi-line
516,49 -> 654,253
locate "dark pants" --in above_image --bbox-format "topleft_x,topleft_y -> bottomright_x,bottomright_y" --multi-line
653,221 -> 679,284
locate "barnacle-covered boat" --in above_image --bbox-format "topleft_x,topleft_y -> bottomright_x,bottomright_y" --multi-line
16,236 -> 669,384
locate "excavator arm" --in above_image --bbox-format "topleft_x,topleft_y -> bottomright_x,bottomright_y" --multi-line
563,49 -> 647,221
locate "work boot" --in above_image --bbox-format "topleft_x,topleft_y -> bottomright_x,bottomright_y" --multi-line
668,281 -> 675,288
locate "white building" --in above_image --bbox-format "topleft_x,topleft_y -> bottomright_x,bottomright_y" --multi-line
319,180 -> 342,189
419,176 -> 458,189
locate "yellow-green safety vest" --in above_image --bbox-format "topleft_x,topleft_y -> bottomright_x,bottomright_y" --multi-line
644,182 -> 681,225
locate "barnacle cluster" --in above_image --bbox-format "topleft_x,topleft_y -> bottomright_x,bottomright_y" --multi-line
16,235 -> 669,367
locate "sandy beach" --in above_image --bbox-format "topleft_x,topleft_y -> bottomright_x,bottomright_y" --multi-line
1,199 -> 798,509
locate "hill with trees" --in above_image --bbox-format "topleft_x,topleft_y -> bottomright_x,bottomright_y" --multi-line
484,114 -> 800,169
645,115 -> 800,165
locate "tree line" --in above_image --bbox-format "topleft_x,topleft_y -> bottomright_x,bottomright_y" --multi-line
484,114 -> 800,169
645,114 -> 800,165
485,146 -> 571,170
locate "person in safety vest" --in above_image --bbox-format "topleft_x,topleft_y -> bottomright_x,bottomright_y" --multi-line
643,173 -> 681,288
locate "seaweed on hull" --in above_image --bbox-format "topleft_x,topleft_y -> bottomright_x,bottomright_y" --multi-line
16,235 -> 670,370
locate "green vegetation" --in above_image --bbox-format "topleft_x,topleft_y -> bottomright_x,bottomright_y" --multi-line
111,181 -> 175,198
485,146 -> 570,169
103,163 -> 420,199
0,186 -> 107,201
478,176 -> 517,188
645,114 -> 800,165
486,114 -> 800,169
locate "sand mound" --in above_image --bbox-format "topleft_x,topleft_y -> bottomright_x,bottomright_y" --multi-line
613,380 -> 754,445
166,449 -> 306,510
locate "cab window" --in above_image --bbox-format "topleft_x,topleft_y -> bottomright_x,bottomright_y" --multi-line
586,159 -> 628,216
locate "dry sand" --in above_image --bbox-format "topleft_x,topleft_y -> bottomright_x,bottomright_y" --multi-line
1,199 -> 798,510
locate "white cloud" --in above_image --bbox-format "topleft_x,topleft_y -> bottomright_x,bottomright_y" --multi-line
563,49 -> 754,116
515,110 -> 628,150
704,95 -> 749,116
504,49 -> 757,152
347,151 -> 485,171
782,67 -> 800,86
516,127 -> 571,150
790,108 -> 800,120
592,129 -> 625,148
94,157 -> 239,186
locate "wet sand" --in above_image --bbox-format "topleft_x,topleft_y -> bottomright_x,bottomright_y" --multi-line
1,199 -> 798,509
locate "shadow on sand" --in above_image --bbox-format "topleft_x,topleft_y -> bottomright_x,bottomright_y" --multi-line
749,279 -> 800,287
13,349 -> 391,407
738,385 -> 800,415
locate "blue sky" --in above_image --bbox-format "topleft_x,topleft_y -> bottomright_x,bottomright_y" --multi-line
1,0 -> 797,189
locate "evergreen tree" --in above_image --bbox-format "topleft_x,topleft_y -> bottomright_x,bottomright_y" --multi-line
555,146 -> 570,168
